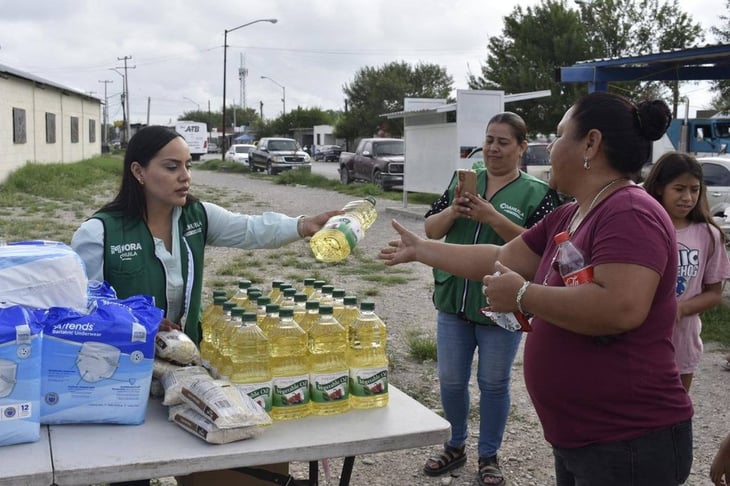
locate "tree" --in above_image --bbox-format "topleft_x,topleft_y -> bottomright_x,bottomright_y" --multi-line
253,106 -> 336,138
710,0 -> 730,113
468,1 -> 591,135
470,0 -> 703,134
336,61 -> 453,141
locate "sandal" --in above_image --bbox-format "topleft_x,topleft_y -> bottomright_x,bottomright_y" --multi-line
478,455 -> 506,486
423,442 -> 467,477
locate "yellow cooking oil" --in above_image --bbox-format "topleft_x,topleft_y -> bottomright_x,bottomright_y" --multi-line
347,301 -> 389,409
230,311 -> 272,413
308,304 -> 349,416
269,307 -> 310,420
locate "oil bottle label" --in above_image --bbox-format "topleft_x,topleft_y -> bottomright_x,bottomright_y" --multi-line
323,216 -> 363,250
235,381 -> 273,412
349,367 -> 388,397
272,376 -> 310,407
310,371 -> 349,403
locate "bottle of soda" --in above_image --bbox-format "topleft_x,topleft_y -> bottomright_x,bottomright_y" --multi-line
348,301 -> 389,409
230,311 -> 272,413
270,307 -> 310,420
553,231 -> 593,286
309,196 -> 378,262
308,305 -> 350,415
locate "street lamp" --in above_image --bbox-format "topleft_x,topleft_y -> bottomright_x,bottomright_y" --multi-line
260,75 -> 286,117
222,18 -> 277,152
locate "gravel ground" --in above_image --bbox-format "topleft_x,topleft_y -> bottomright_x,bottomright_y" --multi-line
160,168 -> 730,486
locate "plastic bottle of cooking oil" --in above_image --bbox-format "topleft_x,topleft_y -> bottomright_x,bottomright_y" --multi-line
302,278 -> 316,298
259,303 -> 281,336
244,289 -> 263,314
209,301 -> 236,378
269,307 -> 310,420
347,301 -> 389,409
309,196 -> 377,262
230,311 -> 272,413
331,288 -> 346,317
255,296 -> 272,325
268,280 -> 284,304
279,287 -> 296,311
312,280 -> 326,301
297,300 -> 320,334
216,306 -> 245,380
308,305 -> 350,415
336,295 -> 360,337
319,285 -> 335,307
292,292 -> 308,323
231,279 -> 252,308
201,289 -> 227,325
200,294 -> 228,369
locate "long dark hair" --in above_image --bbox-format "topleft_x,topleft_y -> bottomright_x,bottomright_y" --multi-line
98,126 -> 197,219
644,151 -> 727,250
570,92 -> 671,174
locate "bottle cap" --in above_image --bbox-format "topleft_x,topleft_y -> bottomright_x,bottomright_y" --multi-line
279,308 -> 294,318
294,292 -> 308,303
283,288 -> 296,296
303,278 -> 315,286
257,296 -> 271,306
242,312 -> 257,322
265,304 -> 280,313
319,305 -> 334,315
305,300 -> 320,310
332,288 -> 346,298
223,301 -> 236,311
271,280 -> 284,290
322,285 -> 335,295
344,296 -> 358,306
231,306 -> 245,316
237,280 -> 252,289
553,231 -> 570,244
213,295 -> 228,305
365,196 -> 376,206
360,301 -> 375,312
213,289 -> 227,297
313,280 -> 326,289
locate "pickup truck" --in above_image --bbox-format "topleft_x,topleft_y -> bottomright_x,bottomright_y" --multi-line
338,138 -> 404,190
248,137 -> 312,175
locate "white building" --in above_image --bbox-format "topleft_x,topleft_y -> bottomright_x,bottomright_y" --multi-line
0,63 -> 102,182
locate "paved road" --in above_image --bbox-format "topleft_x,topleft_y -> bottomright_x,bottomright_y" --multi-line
201,153 -> 341,181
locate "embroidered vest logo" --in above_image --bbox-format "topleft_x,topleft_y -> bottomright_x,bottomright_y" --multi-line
499,202 -> 525,220
183,221 -> 203,237
110,242 -> 142,261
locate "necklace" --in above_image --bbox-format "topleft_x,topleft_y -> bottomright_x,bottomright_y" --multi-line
567,177 -> 628,234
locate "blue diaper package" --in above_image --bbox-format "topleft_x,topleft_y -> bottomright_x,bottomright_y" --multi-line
40,295 -> 162,425
0,305 -> 43,446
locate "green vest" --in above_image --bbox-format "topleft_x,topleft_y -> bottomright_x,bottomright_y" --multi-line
432,170 -> 554,324
93,202 -> 208,343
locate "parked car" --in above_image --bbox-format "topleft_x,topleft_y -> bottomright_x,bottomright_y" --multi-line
207,142 -> 219,154
339,138 -> 404,190
314,145 -> 343,162
467,142 -> 551,182
248,138 -> 312,175
224,144 -> 256,164
698,156 -> 730,217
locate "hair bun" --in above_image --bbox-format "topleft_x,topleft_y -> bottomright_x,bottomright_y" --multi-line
635,100 -> 672,142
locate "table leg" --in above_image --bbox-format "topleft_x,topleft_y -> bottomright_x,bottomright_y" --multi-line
309,460 -> 319,485
338,456 -> 355,486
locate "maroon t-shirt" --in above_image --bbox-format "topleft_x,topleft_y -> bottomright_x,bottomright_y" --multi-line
521,185 -> 693,448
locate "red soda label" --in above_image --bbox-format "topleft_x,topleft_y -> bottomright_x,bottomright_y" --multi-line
562,266 -> 593,287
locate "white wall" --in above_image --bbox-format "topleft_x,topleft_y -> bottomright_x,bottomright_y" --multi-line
0,74 -> 101,182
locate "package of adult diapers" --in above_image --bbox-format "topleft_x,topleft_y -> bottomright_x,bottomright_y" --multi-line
0,240 -> 88,312
40,295 -> 162,425
0,305 -> 43,446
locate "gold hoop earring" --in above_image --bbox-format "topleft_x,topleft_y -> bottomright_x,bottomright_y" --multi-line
583,157 -> 591,170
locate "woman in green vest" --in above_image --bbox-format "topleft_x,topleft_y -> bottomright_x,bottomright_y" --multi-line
421,112 -> 559,486
71,125 -> 338,346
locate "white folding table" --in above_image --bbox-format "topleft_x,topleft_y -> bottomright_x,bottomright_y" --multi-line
0,429 -> 53,486
47,385 -> 449,485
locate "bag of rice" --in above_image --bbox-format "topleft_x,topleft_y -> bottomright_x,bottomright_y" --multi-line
160,366 -> 210,406
168,404 -> 263,444
155,330 -> 200,365
153,358 -> 182,380
180,378 -> 272,429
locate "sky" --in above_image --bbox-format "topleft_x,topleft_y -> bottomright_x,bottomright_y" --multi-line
0,0 -> 725,127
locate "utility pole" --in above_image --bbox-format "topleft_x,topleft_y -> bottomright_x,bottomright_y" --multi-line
117,55 -> 135,145
260,101 -> 264,119
239,53 -> 248,112
98,79 -> 113,148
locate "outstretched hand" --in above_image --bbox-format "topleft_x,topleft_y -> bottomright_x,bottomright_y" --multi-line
378,219 -> 422,266
299,210 -> 344,237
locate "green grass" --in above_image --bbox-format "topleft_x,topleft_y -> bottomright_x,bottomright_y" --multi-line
407,330 -> 438,362
701,304 -> 730,348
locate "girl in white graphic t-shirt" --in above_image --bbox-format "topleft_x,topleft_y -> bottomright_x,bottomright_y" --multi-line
644,152 -> 730,391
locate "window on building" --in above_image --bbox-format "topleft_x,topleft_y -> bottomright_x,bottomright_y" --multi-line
71,116 -> 79,143
13,108 -> 27,144
46,113 -> 56,144
89,119 -> 96,143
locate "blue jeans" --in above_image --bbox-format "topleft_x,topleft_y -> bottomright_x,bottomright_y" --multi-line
553,419 -> 693,486
436,311 -> 523,458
